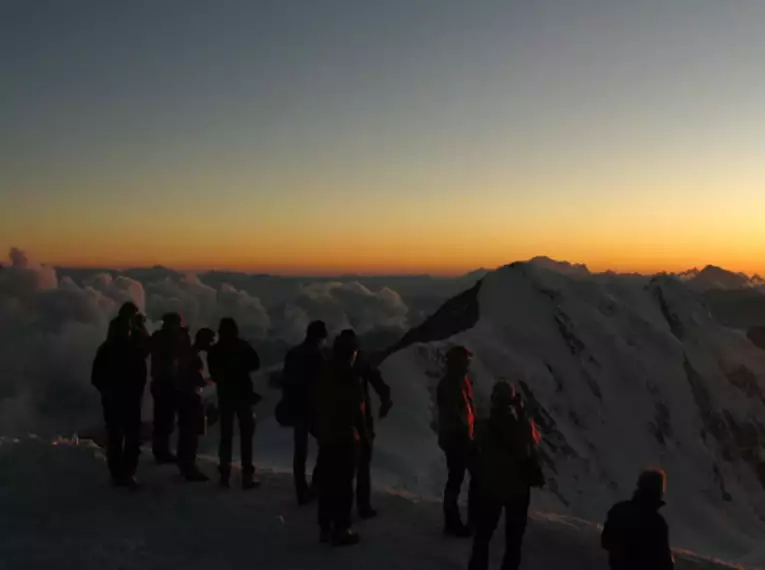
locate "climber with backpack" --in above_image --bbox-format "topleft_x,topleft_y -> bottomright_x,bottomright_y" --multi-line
468,380 -> 544,570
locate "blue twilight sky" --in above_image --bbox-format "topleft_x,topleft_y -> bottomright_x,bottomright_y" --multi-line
2,0 -> 765,274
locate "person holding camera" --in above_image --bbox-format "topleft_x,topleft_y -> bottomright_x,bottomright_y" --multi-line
468,381 -> 544,570
207,318 -> 261,489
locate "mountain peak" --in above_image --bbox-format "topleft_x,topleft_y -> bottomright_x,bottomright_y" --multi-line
526,256 -> 591,277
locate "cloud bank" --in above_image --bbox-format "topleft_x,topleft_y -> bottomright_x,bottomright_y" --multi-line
0,248 -> 416,435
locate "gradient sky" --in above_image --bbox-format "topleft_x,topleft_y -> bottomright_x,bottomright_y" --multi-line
3,0 -> 765,275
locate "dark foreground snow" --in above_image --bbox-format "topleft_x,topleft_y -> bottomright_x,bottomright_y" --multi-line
0,438 -> 755,570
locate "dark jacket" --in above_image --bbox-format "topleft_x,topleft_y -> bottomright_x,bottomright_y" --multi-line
179,349 -> 206,395
282,342 -> 325,420
601,493 -> 674,570
92,337 -> 147,398
316,358 -> 367,447
150,328 -> 189,383
207,339 -> 260,402
474,408 -> 543,501
437,372 -> 475,449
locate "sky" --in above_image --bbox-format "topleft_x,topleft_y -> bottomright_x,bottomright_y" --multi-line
3,0 -> 765,276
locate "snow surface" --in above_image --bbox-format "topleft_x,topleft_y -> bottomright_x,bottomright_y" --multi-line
0,437 -> 754,570
372,263 -> 765,566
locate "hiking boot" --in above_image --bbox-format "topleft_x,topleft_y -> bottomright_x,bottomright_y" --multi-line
358,506 -> 378,520
114,476 -> 140,490
444,521 -> 472,538
242,477 -> 261,491
154,453 -> 177,465
183,469 -> 210,483
332,529 -> 361,547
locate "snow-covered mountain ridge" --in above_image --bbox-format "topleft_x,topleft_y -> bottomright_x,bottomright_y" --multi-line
375,260 -> 765,565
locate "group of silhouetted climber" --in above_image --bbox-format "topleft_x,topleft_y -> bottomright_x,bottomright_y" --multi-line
92,301 -> 675,569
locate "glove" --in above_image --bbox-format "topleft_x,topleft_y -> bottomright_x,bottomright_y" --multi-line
379,400 -> 393,419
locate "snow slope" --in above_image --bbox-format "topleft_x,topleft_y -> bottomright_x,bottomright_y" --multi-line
372,262 -> 765,566
0,437 -> 753,570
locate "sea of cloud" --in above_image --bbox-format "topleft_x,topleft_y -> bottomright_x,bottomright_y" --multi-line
0,248 -> 455,436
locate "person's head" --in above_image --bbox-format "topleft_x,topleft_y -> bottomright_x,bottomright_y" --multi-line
218,317 -> 239,341
162,312 -> 183,331
445,346 -> 472,376
194,327 -> 215,351
333,329 -> 359,363
635,468 -> 666,503
107,317 -> 130,342
118,301 -> 139,321
305,320 -> 328,345
491,380 -> 518,409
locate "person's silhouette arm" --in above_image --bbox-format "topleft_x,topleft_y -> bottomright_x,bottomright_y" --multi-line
366,367 -> 392,418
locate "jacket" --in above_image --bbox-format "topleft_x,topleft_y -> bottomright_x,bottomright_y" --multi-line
150,328 -> 189,383
437,372 -> 475,448
92,337 -> 147,398
282,342 -> 325,420
601,493 -> 674,570
207,339 -> 260,402
316,358 -> 367,447
474,408 -> 543,501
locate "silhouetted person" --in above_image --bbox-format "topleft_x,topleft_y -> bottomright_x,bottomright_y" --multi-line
353,345 -> 392,519
438,345 -> 478,537
177,327 -> 215,482
469,381 -> 544,570
282,320 -> 328,505
207,317 -> 261,489
149,313 -> 189,463
316,330 -> 366,547
602,469 -> 675,570
91,316 -> 147,488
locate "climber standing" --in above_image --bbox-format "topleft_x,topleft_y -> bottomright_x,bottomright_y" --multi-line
92,314 -> 148,488
315,330 -> 367,547
149,313 -> 189,463
601,469 -> 675,570
437,345 -> 478,537
207,318 -> 261,489
282,320 -> 328,505
176,327 -> 215,482
468,381 -> 545,570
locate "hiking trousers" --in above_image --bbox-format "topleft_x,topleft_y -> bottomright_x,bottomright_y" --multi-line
468,489 -> 531,570
317,442 -> 357,532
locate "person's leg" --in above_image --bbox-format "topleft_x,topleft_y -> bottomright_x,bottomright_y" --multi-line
294,423 -> 310,501
238,403 -> 256,487
356,439 -> 373,515
334,443 -> 357,532
443,442 -> 468,531
468,493 -> 502,570
177,395 -> 192,473
501,490 -> 531,570
317,444 -> 334,538
217,401 -> 234,485
151,382 -> 176,461
103,398 -> 124,482
122,393 -> 143,480
329,443 -> 360,547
